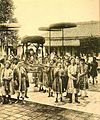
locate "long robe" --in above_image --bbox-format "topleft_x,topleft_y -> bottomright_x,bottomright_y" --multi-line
67,64 -> 78,94
53,67 -> 65,93
90,61 -> 98,78
79,64 -> 88,90
13,65 -> 28,92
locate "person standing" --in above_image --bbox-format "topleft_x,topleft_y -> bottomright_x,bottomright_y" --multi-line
41,64 -> 49,92
78,59 -> 88,98
90,57 -> 98,85
15,61 -> 28,104
64,60 -> 70,97
67,58 -> 80,103
47,61 -> 54,97
1,61 -> 13,104
54,63 -> 65,102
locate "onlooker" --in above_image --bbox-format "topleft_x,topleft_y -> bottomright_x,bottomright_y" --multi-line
90,57 -> 98,85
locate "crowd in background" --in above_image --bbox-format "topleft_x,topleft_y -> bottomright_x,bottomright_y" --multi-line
0,49 -> 98,104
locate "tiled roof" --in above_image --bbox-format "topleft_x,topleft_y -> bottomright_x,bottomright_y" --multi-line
43,21 -> 100,38
44,39 -> 80,46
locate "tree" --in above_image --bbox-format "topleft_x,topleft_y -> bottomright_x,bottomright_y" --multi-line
0,0 -> 18,56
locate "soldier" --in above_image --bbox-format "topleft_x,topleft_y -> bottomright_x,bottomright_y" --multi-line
1,61 -> 13,104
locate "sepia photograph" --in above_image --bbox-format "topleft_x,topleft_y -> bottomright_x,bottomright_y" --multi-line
0,0 -> 100,119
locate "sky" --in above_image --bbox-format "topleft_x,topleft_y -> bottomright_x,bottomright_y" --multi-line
13,0 -> 99,37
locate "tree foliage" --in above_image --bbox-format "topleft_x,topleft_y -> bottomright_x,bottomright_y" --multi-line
0,0 -> 15,23
0,0 -> 18,53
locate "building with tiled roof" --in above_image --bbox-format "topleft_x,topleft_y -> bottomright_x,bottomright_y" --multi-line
42,21 -> 100,56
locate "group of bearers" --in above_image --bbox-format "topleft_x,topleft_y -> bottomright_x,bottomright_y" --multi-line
0,57 -> 29,104
0,54 -> 98,104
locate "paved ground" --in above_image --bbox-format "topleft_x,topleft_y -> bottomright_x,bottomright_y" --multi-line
0,74 -> 100,119
20,84 -> 100,115
89,83 -> 100,92
0,101 -> 100,120
88,73 -> 100,92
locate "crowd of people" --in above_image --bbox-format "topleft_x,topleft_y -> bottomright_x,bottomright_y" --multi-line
0,57 -> 29,104
0,49 -> 99,104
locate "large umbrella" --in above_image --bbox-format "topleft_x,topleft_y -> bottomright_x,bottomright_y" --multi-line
49,22 -> 77,67
21,36 -> 45,44
49,22 -> 76,29
21,35 -> 45,62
